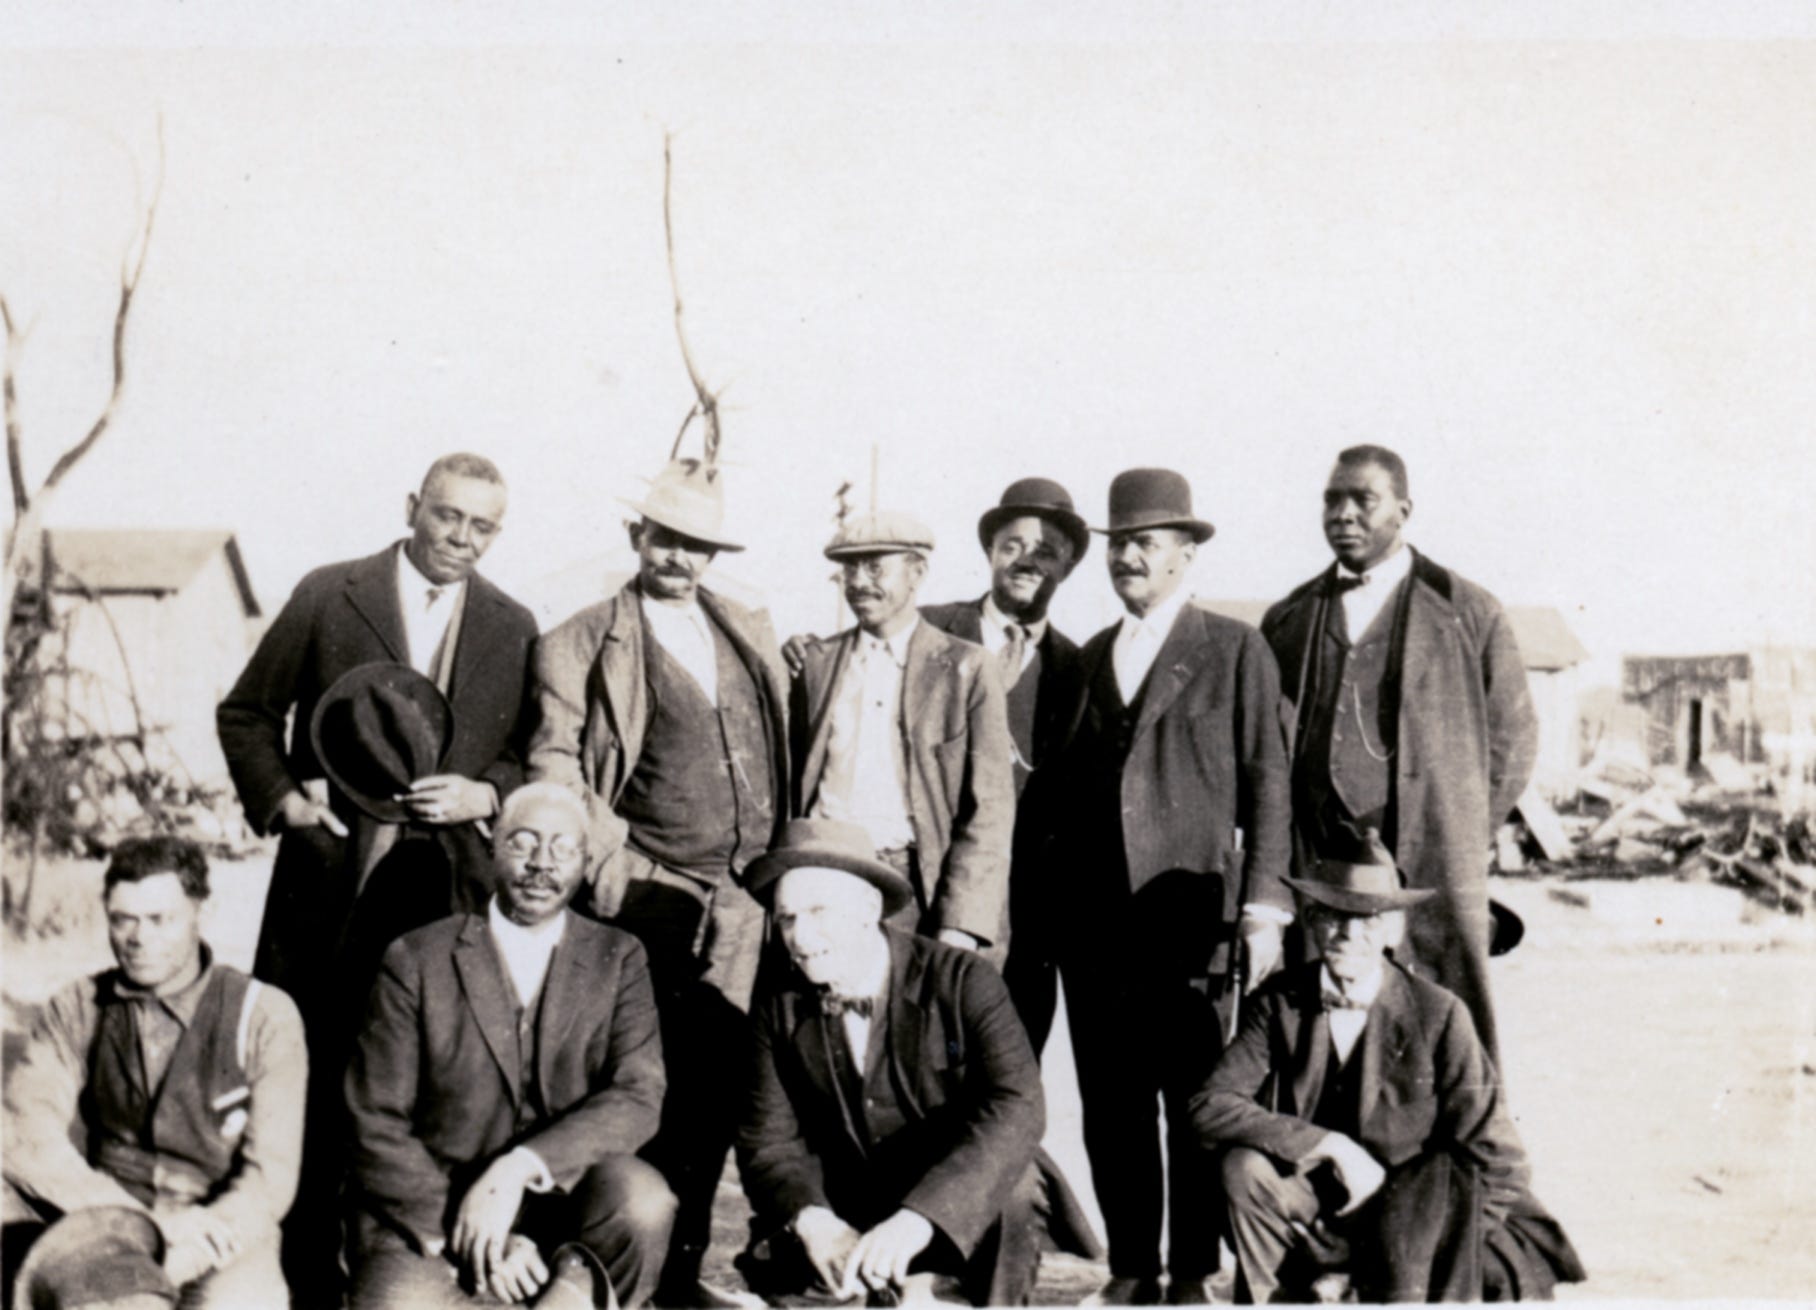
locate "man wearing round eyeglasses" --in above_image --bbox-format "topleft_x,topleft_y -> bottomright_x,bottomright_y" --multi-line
344,783 -> 677,1308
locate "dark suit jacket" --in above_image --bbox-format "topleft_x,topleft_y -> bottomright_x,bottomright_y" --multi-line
1049,602 -> 1291,971
1261,551 -> 1538,1054
738,929 -> 1043,1259
790,622 -> 1015,947
345,909 -> 665,1252
217,545 -> 538,1000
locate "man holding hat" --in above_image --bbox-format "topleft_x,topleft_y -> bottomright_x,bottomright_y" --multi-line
1260,444 -> 1538,1060
217,451 -> 538,1301
344,783 -> 675,1309
528,457 -> 790,1305
735,818 -> 1047,1307
916,477 -> 1086,1051
790,513 -> 1015,963
1042,468 -> 1292,1305
1189,831 -> 1583,1303
4,837 -> 306,1308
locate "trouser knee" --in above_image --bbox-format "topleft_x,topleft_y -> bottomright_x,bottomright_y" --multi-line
1221,1147 -> 1291,1212
577,1155 -> 679,1251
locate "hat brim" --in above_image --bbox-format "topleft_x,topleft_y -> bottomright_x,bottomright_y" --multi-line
1091,515 -> 1215,544
620,498 -> 745,552
745,847 -> 916,917
976,505 -> 1091,561
1284,875 -> 1437,914
823,543 -> 931,562
309,663 -> 455,823
1489,899 -> 1525,957
15,1207 -> 173,1310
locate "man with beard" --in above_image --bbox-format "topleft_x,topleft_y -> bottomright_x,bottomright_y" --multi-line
216,451 -> 538,1302
344,783 -> 675,1308
916,478 -> 1086,1051
529,457 -> 791,1306
1259,445 -> 1537,1058
789,512 -> 1015,963
1043,468 -> 1292,1305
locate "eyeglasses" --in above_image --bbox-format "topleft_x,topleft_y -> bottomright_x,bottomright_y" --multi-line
500,831 -> 584,864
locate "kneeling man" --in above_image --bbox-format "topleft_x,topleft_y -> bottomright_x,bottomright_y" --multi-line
737,819 -> 1045,1306
1189,832 -> 1584,1303
345,783 -> 676,1308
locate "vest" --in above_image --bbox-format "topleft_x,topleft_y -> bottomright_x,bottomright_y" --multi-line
1309,1030 -> 1365,1139
510,985 -> 551,1132
1299,586 -> 1400,833
618,617 -> 776,881
1004,646 -> 1044,795
87,964 -> 255,1207
1068,651 -> 1148,886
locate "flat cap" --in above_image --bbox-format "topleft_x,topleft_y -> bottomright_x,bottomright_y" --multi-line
824,510 -> 935,560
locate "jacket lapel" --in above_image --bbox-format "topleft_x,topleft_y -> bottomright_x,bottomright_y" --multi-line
1133,605 -> 1213,741
598,585 -> 649,803
883,931 -> 927,1119
1357,968 -> 1417,1131
446,573 -> 504,702
954,599 -> 987,644
801,631 -> 858,800
344,545 -> 408,663
452,915 -> 521,1107
900,620 -> 949,738
1288,971 -> 1333,1114
534,913 -> 590,1097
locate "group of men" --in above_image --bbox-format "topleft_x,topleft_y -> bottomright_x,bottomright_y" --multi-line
2,444 -> 1585,1307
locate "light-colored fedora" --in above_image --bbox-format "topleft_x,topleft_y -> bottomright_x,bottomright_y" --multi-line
620,459 -> 744,552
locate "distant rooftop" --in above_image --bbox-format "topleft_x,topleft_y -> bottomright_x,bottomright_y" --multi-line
43,529 -> 260,617
1195,599 -> 1589,671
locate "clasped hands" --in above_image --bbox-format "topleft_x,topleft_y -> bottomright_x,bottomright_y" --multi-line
794,1204 -> 934,1302
156,1205 -> 240,1286
446,1150 -> 549,1304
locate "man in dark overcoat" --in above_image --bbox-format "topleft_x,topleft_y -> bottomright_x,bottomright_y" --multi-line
344,783 -> 675,1308
1189,833 -> 1584,1303
1043,467 -> 1293,1305
735,819 -> 1046,1307
528,457 -> 791,1304
917,477 -> 1086,1052
1259,444 -> 1537,1058
216,451 -> 538,1300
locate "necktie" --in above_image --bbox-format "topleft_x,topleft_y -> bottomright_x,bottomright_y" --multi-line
820,992 -> 875,1019
426,585 -> 446,609
999,623 -> 1027,689
1320,988 -> 1370,1011
1333,573 -> 1368,594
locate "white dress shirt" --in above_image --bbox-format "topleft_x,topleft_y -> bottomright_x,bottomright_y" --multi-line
641,595 -> 719,705
978,595 -> 1047,678
831,940 -> 893,1069
395,545 -> 464,679
810,619 -> 918,851
486,898 -> 567,1011
1336,541 -> 1413,643
1112,584 -> 1192,704
1320,962 -> 1384,1066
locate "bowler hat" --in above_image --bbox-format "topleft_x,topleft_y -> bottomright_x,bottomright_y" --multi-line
310,662 -> 454,823
1093,468 -> 1215,543
823,511 -> 935,562
620,458 -> 744,552
1284,829 -> 1437,915
976,477 -> 1090,562
745,818 -> 916,917
12,1207 -> 175,1310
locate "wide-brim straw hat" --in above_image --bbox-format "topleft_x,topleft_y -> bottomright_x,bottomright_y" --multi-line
1091,467 -> 1215,543
745,818 -> 916,916
976,477 -> 1090,561
309,662 -> 454,823
620,458 -> 744,552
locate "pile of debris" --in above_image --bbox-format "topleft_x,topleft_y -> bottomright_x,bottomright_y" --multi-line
1496,751 -> 1816,916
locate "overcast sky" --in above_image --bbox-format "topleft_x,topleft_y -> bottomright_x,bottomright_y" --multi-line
5,6 -> 1814,683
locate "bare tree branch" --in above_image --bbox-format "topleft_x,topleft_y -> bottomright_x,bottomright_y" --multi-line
1,296 -> 26,515
663,132 -> 721,467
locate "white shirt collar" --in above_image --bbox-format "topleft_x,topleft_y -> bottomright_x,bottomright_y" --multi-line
1119,583 -> 1191,641
1336,541 -> 1413,590
980,594 -> 1048,649
860,615 -> 919,666
640,592 -> 712,637
1319,961 -> 1385,1009
487,897 -> 567,954
396,542 -> 464,607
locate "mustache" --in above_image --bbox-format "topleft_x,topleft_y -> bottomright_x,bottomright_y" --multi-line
1111,566 -> 1148,578
846,588 -> 884,601
508,875 -> 563,894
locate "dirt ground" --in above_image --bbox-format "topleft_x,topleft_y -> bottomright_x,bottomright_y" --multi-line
5,853 -> 1815,1301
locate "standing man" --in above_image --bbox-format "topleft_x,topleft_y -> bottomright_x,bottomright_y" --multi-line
216,452 -> 538,1301
918,478 -> 1086,1051
344,783 -> 675,1309
4,837 -> 307,1308
736,819 -> 1047,1307
1046,468 -> 1292,1305
1260,445 -> 1537,1058
528,456 -> 791,1306
791,512 -> 1015,961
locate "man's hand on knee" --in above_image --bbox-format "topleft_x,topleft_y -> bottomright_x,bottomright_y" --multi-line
792,1205 -> 862,1293
1303,1133 -> 1385,1216
452,1149 -> 544,1289
486,1234 -> 550,1304
840,1209 -> 934,1300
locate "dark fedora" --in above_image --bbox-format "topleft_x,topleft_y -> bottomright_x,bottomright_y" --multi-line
310,662 -> 454,823
1284,829 -> 1437,915
1093,468 -> 1215,543
745,818 -> 915,917
976,477 -> 1090,562
12,1206 -> 174,1310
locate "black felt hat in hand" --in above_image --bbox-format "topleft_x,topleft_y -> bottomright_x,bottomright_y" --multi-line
309,662 -> 454,823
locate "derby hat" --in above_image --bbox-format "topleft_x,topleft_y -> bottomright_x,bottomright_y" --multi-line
12,1206 -> 175,1310
1284,828 -> 1437,915
976,477 -> 1090,561
1093,468 -> 1215,543
823,511 -> 935,562
310,662 -> 455,823
620,458 -> 744,552
744,818 -> 916,917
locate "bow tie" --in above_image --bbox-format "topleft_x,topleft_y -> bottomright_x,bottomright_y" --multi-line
1333,573 -> 1368,594
820,992 -> 875,1019
1320,989 -> 1371,1012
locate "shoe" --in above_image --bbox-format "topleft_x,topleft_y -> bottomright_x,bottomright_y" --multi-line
538,1243 -> 618,1310
1164,1277 -> 1212,1305
658,1278 -> 768,1309
1080,1275 -> 1164,1306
